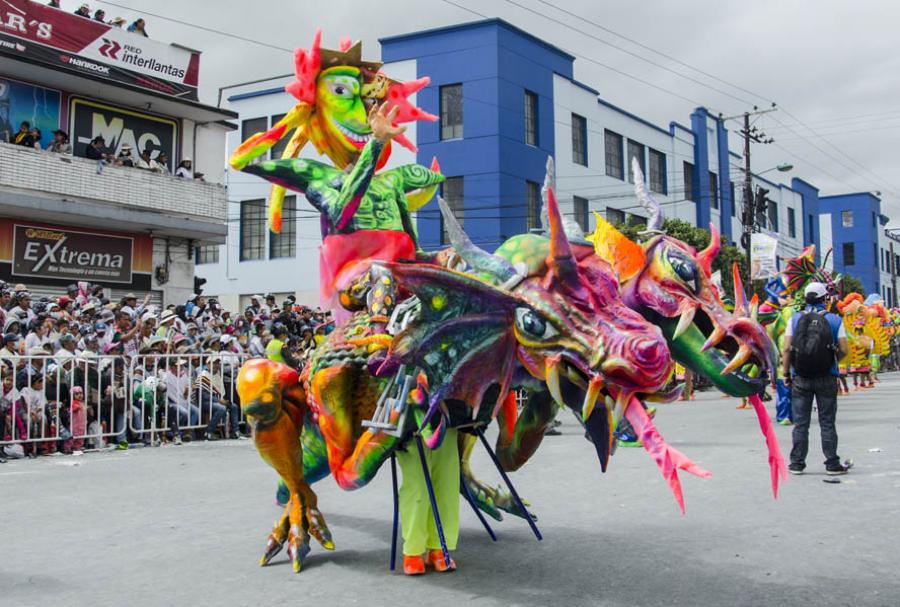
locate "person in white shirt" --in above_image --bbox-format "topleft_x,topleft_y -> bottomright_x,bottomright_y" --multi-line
175,158 -> 193,178
165,361 -> 198,443
136,149 -> 160,172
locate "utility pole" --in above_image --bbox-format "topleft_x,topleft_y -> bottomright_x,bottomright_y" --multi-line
722,105 -> 777,286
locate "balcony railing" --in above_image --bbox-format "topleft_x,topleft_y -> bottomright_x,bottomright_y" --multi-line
0,142 -> 225,222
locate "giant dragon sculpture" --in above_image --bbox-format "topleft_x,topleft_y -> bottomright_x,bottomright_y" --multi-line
231,33 -> 787,575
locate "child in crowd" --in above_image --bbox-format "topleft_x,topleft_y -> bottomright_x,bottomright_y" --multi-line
70,386 -> 86,452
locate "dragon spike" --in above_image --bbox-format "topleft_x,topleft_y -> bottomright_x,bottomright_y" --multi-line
701,325 -> 726,353
749,294 -> 760,321
721,343 -> 752,376
437,197 -> 517,283
540,156 -> 556,232
632,158 -> 664,232
697,223 -> 720,277
546,185 -> 581,288
732,261 -> 748,316
582,376 -> 604,423
673,302 -> 697,340
545,356 -> 564,407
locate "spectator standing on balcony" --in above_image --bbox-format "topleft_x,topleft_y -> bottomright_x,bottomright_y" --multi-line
175,158 -> 193,179
85,136 -> 111,174
48,130 -> 72,154
127,18 -> 149,37
156,151 -> 171,176
93,9 -> 106,22
28,128 -> 42,150
13,122 -> 33,147
47,1 -> 61,8
109,16 -> 127,28
136,148 -> 160,172
116,144 -> 135,167
74,4 -> 91,18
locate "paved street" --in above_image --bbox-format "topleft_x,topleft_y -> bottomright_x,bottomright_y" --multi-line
2,374 -> 899,607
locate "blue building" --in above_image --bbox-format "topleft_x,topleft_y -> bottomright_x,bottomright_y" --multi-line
819,192 -> 892,297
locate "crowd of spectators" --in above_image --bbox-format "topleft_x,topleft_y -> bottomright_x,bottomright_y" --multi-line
0,280 -> 335,461
48,1 -> 149,36
8,120 -> 204,180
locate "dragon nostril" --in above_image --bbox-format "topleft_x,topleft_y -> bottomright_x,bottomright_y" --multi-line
634,338 -> 663,364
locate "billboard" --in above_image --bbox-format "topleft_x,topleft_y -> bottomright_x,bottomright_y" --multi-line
0,76 -> 61,147
0,0 -> 199,100
69,97 -> 178,170
0,220 -> 153,288
750,232 -> 779,280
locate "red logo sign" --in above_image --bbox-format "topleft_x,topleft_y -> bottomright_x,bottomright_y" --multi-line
98,37 -> 120,59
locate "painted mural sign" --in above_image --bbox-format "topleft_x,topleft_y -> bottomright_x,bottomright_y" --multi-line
0,76 -> 61,147
69,97 -> 177,169
12,224 -> 134,284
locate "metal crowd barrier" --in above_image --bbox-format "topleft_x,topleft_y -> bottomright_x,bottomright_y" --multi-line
0,352 -> 247,452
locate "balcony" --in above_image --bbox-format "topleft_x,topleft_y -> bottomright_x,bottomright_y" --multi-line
0,143 -> 226,242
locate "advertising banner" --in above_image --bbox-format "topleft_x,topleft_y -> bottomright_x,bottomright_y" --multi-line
0,0 -> 199,100
0,76 -> 61,147
0,220 -> 152,289
750,232 -> 779,280
69,97 -> 177,170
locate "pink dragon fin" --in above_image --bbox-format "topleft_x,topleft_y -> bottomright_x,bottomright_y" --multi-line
748,394 -> 788,498
624,396 -> 711,514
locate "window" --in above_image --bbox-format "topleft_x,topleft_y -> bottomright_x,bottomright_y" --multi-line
607,208 -> 625,225
730,181 -> 736,217
604,130 -> 623,179
873,243 -> 878,264
708,172 -> 718,209
241,117 -> 268,165
627,140 -> 645,183
872,212 -> 877,228
573,196 -> 589,232
440,84 -> 463,140
843,242 -> 855,266
767,200 -> 779,232
648,148 -> 666,194
808,214 -> 816,242
240,199 -> 266,261
524,90 -> 538,146
571,113 -> 587,166
526,180 -> 541,230
195,245 -> 219,265
683,162 -> 694,201
841,210 -> 853,227
270,114 -> 288,160
269,196 -> 297,258
440,177 -> 464,245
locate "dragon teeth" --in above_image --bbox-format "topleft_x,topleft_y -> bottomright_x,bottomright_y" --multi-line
582,377 -> 604,423
673,305 -> 696,340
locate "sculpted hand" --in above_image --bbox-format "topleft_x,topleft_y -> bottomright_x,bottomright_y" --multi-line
369,103 -> 406,144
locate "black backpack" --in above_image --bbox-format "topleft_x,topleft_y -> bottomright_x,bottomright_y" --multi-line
791,309 -> 836,378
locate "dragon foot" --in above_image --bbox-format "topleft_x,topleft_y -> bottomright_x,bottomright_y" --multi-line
463,476 -> 533,522
260,497 -> 334,573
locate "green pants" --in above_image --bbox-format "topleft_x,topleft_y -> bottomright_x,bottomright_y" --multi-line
396,428 -> 460,556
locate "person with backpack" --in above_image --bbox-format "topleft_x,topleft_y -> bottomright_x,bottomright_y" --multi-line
781,282 -> 850,476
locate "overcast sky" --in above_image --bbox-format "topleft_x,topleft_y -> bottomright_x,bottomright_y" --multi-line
88,0 -> 900,223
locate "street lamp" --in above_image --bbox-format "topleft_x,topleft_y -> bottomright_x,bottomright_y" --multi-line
756,163 -> 794,176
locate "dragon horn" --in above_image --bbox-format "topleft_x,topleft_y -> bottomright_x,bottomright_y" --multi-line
697,223 -> 720,276
632,158 -> 664,232
546,184 -> 581,288
437,197 -> 517,282
540,156 -> 556,232
732,261 -> 748,317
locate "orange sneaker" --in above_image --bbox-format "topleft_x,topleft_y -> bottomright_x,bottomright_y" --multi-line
425,549 -> 457,572
403,554 -> 425,576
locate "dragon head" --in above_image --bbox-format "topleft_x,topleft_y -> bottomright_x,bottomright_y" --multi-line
386,185 -> 673,464
591,159 -> 776,396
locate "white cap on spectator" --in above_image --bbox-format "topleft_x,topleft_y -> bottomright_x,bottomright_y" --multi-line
159,310 -> 176,324
804,282 -> 827,299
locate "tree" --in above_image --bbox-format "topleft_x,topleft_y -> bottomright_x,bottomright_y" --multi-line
836,272 -> 864,297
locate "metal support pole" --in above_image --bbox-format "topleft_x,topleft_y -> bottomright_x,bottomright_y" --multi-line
743,111 -> 754,287
474,427 -> 543,541
459,470 -> 498,542
414,434 -> 451,564
389,453 -> 399,571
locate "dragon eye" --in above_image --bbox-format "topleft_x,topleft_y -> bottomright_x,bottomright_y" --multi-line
515,307 -> 559,340
667,251 -> 698,291
327,78 -> 357,99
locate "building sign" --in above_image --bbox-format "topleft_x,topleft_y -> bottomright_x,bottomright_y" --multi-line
750,232 -> 779,280
0,0 -> 199,100
12,224 -> 133,284
69,97 -> 177,169
0,76 -> 61,147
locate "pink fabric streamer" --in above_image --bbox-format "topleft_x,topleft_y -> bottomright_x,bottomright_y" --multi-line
748,394 -> 789,498
624,396 -> 711,514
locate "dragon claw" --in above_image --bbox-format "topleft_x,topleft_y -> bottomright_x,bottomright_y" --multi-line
287,524 -> 312,573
